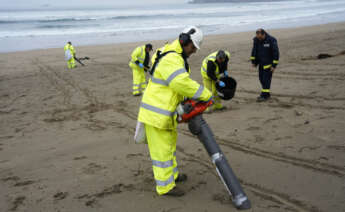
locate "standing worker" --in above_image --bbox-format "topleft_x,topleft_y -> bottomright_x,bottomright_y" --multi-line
201,50 -> 230,112
64,41 -> 76,69
250,28 -> 280,102
129,44 -> 153,96
137,26 -> 212,196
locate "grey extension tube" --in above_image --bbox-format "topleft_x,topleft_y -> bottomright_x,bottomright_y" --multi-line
188,114 -> 251,210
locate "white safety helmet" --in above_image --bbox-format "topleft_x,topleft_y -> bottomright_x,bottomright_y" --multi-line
181,26 -> 203,49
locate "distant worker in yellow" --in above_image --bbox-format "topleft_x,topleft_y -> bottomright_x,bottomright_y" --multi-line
137,26 -> 212,196
201,50 -> 230,112
64,41 -> 76,69
129,44 -> 153,96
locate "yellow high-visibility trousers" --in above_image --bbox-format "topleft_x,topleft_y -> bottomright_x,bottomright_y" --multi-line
145,124 -> 179,195
131,64 -> 146,95
67,57 -> 76,69
202,78 -> 223,110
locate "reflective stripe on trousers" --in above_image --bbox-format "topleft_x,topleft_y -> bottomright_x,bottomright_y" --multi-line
145,124 -> 179,195
259,65 -> 273,98
132,65 -> 146,95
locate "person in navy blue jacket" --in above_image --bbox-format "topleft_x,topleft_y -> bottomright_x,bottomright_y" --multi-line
250,29 -> 280,102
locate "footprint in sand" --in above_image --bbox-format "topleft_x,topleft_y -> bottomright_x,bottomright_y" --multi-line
2,176 -> 20,182
10,196 -> 26,211
245,126 -> 261,131
14,180 -> 35,187
274,136 -> 293,141
212,193 -> 231,205
73,156 -> 87,160
85,198 -> 98,207
53,191 -> 68,201
298,146 -> 321,153
77,183 -> 134,207
126,153 -> 144,159
82,162 -> 107,175
254,135 -> 265,143
327,145 -> 345,152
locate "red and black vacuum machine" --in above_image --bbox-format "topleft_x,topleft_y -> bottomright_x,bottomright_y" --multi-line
177,77 -> 251,210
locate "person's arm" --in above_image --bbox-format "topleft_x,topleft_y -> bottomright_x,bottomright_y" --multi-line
170,70 -> 212,102
143,52 -> 150,69
131,47 -> 141,65
250,38 -> 258,66
71,46 -> 76,57
206,61 -> 218,81
160,58 -> 212,102
271,38 -> 280,69
219,57 -> 229,74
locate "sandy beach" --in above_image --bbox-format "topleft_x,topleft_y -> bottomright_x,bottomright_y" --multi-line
1,22 -> 345,212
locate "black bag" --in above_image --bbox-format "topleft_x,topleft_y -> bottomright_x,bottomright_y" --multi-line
216,77 -> 237,100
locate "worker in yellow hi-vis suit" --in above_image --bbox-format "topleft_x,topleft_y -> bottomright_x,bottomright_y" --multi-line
64,41 -> 76,69
138,26 -> 212,197
201,50 -> 230,112
129,44 -> 153,96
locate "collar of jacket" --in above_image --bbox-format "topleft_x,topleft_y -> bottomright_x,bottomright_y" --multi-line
164,39 -> 183,54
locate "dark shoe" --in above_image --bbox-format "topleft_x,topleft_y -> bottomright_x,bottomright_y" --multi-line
133,93 -> 142,97
164,186 -> 185,197
175,173 -> 188,183
256,96 -> 267,102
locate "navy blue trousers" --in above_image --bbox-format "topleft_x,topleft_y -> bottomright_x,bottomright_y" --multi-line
259,65 -> 272,98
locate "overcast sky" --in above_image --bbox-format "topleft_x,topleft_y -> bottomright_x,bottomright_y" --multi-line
1,0 -> 187,9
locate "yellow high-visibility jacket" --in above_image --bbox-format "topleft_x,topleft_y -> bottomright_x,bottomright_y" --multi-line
129,45 -> 147,67
151,43 -> 168,65
201,51 -> 230,80
138,39 -> 212,130
64,44 -> 76,57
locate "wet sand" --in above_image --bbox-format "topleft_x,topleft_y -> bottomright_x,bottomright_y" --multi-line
0,22 -> 345,212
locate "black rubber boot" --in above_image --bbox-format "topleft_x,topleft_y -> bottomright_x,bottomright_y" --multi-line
256,96 -> 266,102
164,186 -> 185,197
175,174 -> 188,183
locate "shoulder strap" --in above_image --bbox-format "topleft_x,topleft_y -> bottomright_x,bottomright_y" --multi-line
149,51 -> 176,75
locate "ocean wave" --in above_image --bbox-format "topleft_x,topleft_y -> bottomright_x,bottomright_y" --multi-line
38,24 -> 76,29
0,13 -> 206,25
1,0 -> 344,25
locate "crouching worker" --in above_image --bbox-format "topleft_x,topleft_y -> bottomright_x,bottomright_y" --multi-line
201,50 -> 231,112
137,26 -> 212,196
129,44 -> 153,96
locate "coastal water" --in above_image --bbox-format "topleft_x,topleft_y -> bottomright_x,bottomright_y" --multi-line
1,0 -> 345,52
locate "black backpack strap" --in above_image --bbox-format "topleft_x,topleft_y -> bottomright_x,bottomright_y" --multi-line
149,51 -> 176,75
